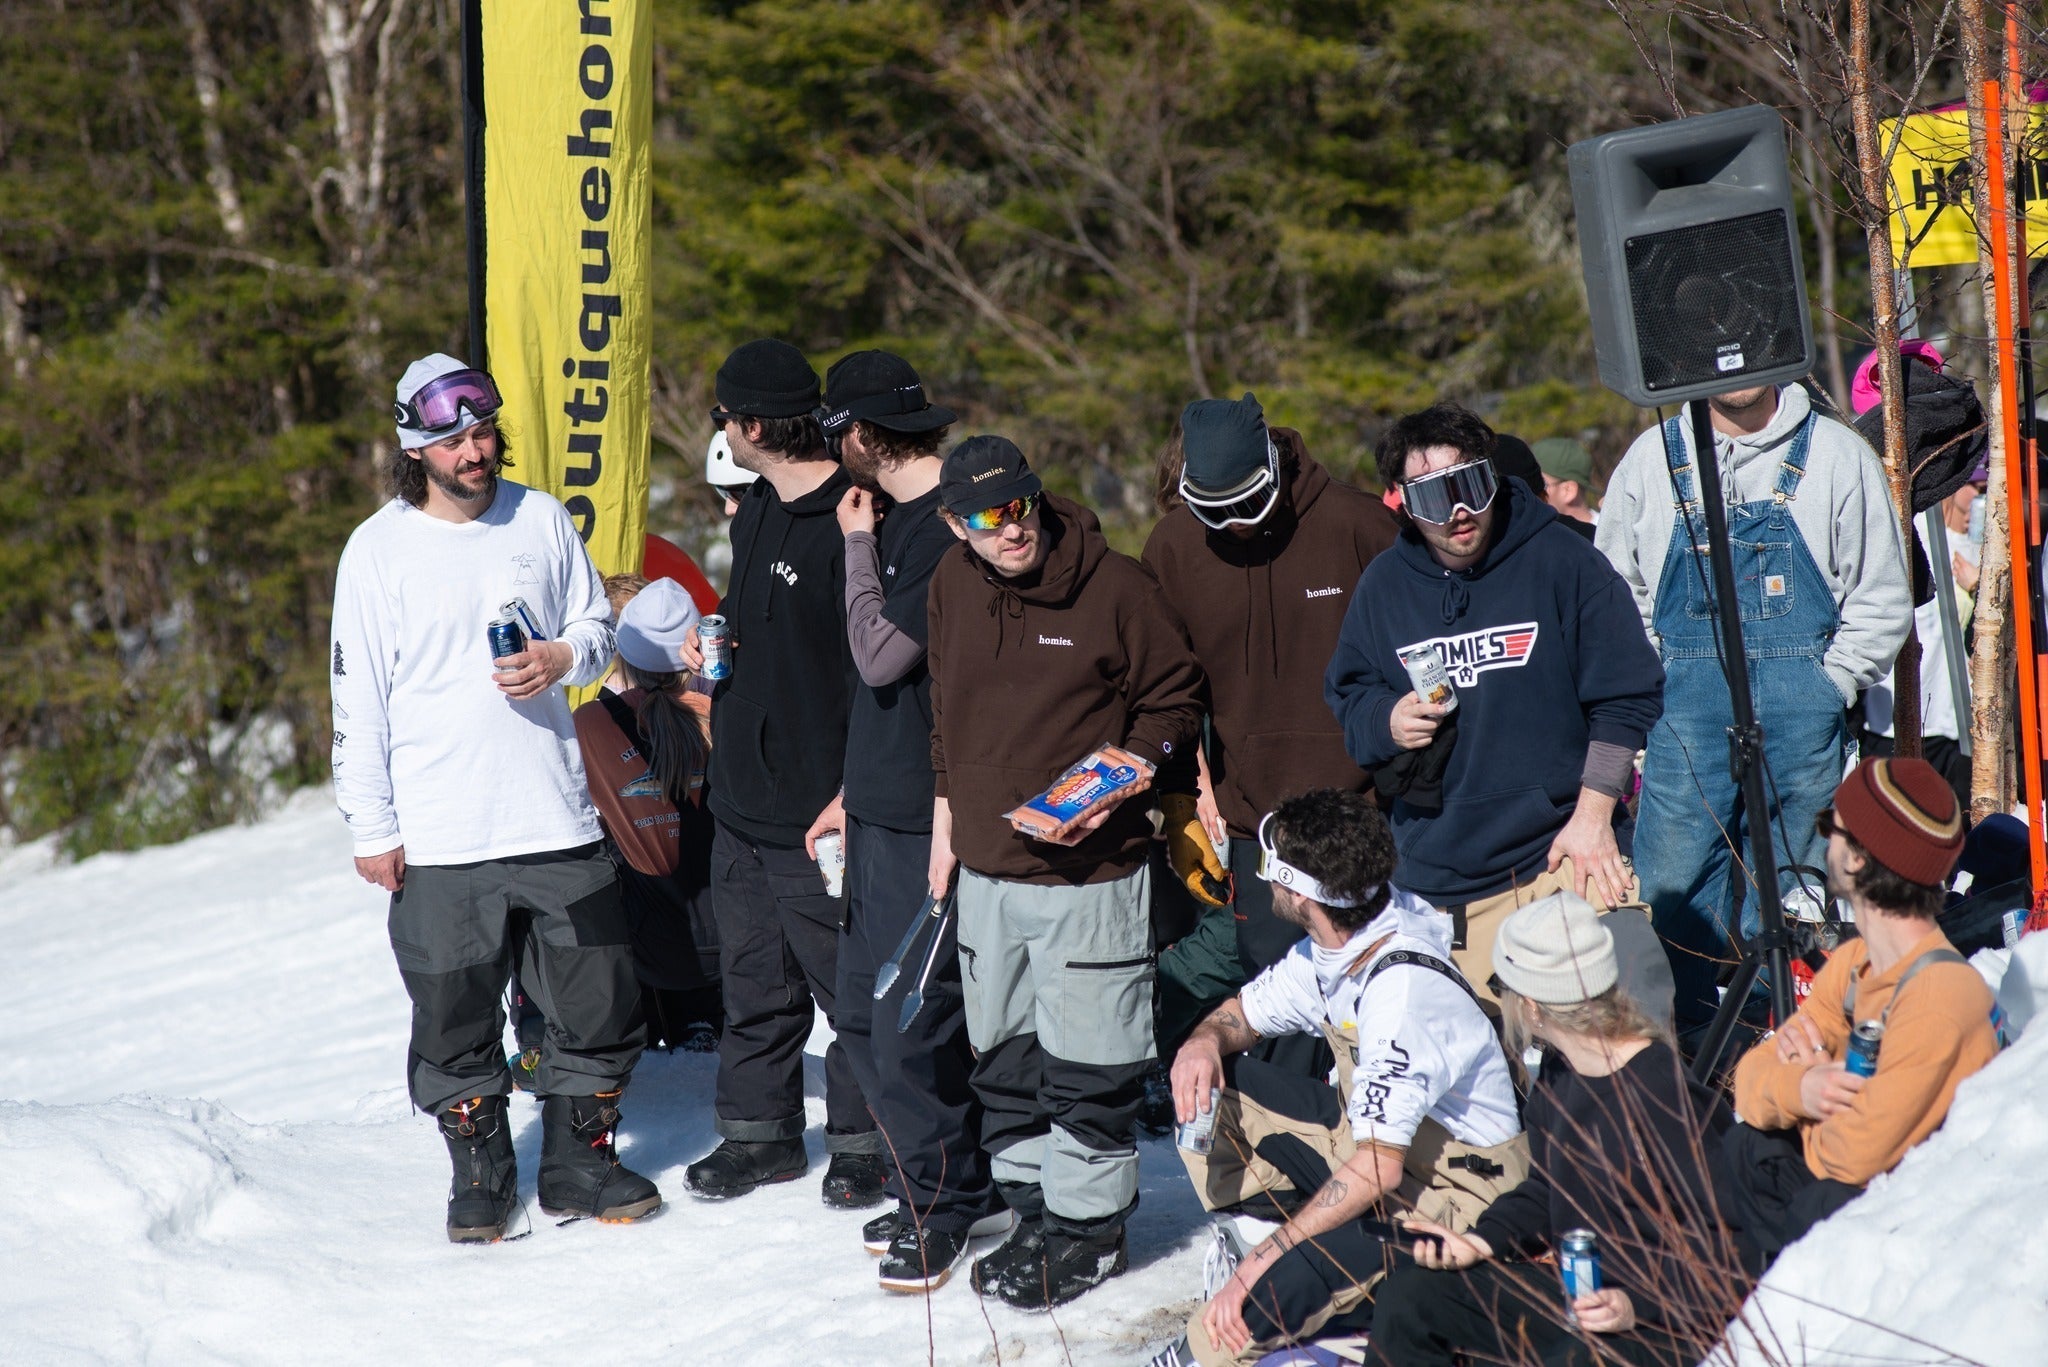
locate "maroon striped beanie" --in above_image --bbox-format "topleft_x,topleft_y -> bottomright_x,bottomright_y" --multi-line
1833,757 -> 1965,887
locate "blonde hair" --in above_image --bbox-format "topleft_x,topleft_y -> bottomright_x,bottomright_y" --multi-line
603,572 -> 648,616
1501,983 -> 1669,1061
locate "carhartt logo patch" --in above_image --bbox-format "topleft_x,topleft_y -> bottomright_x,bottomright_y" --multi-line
1037,633 -> 1075,646
1398,622 -> 1539,688
1765,573 -> 1787,597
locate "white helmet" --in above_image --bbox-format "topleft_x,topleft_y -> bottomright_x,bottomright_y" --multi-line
706,431 -> 757,491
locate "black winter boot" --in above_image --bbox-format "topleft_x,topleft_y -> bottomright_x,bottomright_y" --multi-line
994,1224 -> 1129,1309
536,1091 -> 663,1222
820,1151 -> 889,1209
683,1137 -> 808,1200
970,1220 -> 1047,1294
439,1094 -> 519,1244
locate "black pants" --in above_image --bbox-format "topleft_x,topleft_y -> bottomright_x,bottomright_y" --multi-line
388,843 -> 644,1113
835,815 -> 994,1232
1367,1260 -> 1706,1367
1230,837 -> 1333,1081
709,820 -> 877,1152
1713,1122 -> 1864,1275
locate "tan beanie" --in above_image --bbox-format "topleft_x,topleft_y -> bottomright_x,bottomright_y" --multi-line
1492,891 -> 1619,1005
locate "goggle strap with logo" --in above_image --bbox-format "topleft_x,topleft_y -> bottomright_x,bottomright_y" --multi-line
816,385 -> 930,435
1256,812 -> 1374,908
1400,458 -> 1498,526
1180,435 -> 1282,530
393,368 -> 503,434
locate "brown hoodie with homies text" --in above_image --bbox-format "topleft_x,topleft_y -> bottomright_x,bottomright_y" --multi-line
1142,428 -> 1398,835
929,493 -> 1204,885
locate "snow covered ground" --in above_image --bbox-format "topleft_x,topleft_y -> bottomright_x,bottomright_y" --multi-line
2,790 -> 2043,1365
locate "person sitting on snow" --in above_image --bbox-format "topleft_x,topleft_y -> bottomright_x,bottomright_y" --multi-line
1718,756 -> 1998,1271
1150,788 -> 1528,1367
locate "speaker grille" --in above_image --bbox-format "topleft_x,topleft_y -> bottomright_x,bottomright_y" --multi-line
1624,210 -> 1805,394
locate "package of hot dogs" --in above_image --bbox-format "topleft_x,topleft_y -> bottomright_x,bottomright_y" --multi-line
1004,745 -> 1156,841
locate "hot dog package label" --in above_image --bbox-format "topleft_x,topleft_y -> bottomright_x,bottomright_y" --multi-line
1005,745 -> 1157,839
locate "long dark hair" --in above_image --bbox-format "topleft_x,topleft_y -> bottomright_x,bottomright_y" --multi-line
387,423 -> 516,507
619,658 -> 709,807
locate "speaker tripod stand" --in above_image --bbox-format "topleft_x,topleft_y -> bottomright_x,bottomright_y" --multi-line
1677,396 -> 1799,1082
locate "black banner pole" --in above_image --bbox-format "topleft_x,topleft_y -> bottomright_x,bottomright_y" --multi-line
461,0 -> 487,369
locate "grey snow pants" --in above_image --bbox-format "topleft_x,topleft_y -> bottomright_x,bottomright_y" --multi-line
387,842 -> 645,1114
956,864 -> 1155,1234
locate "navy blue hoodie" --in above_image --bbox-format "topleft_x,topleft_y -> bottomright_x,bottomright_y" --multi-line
1324,478 -> 1663,903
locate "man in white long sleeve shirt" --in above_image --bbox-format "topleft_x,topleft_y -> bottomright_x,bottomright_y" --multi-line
331,353 -> 658,1242
1596,380 -> 1910,1039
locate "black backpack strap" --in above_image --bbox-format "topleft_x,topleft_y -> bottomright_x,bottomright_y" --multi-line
596,688 -> 642,744
1361,948 -> 1485,1010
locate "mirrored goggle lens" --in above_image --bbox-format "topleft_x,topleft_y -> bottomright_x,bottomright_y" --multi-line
964,493 -> 1039,531
397,369 -> 503,432
1182,470 -> 1279,530
1401,459 -> 1497,525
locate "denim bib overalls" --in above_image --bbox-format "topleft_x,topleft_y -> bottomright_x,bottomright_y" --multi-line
1633,413 -> 1851,1033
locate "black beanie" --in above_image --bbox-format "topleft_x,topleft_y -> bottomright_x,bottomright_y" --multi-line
1181,392 -> 1271,495
716,339 -> 821,418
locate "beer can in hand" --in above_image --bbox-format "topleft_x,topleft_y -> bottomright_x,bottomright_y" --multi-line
700,614 -> 732,681
1177,1087 -> 1223,1155
1559,1228 -> 1601,1321
1398,644 -> 1458,714
1846,1021 -> 1883,1078
814,831 -> 845,899
487,612 -> 526,665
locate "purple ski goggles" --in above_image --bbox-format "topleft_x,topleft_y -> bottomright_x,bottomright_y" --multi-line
393,368 -> 503,435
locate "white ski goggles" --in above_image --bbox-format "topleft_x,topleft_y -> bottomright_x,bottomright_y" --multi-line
1400,458 -> 1498,525
1180,437 -> 1282,530
1256,812 -> 1372,909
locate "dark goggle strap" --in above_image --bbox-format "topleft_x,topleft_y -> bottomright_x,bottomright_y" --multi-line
816,384 -> 929,435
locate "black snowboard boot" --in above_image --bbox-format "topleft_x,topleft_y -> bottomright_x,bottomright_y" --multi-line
683,1137 -> 808,1200
994,1224 -> 1129,1309
820,1151 -> 889,1209
970,1219 -> 1047,1295
439,1094 -> 518,1244
536,1091 -> 663,1222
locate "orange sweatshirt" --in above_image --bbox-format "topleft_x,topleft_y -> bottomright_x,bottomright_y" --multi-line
1733,928 -> 1998,1185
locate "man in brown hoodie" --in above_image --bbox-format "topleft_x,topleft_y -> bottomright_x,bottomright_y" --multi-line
1143,393 -> 1399,1055
926,435 -> 1205,1309
1721,756 -> 1999,1270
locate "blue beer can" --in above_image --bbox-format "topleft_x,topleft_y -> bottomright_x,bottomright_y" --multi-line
700,614 -> 732,681
1846,1021 -> 1883,1078
487,612 -> 525,664
1559,1228 -> 1601,1316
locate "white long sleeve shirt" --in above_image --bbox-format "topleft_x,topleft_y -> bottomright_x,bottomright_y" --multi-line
1239,888 -> 1522,1150
329,483 -> 614,864
1596,383 -> 1911,706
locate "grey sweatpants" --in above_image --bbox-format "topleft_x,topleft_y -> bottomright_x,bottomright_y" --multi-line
387,843 -> 645,1114
956,864 -> 1155,1231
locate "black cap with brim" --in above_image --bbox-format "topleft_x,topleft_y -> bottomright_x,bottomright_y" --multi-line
716,338 -> 821,418
940,434 -> 1043,515
821,349 -> 957,435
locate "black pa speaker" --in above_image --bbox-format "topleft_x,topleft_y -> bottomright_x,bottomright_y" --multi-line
1568,105 -> 1814,408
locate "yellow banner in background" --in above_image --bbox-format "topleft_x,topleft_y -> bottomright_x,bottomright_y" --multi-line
481,0 -> 651,578
1884,106 -> 2048,268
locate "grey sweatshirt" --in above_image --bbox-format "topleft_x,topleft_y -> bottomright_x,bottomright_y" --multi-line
1595,384 -> 1910,706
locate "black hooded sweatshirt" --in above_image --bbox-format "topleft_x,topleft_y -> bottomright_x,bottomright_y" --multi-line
707,464 -> 858,846
1143,428 -> 1399,835
928,494 -> 1204,886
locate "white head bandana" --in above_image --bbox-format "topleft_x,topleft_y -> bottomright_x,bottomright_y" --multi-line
1257,811 -> 1378,909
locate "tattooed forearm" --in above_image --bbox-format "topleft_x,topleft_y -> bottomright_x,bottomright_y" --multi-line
1212,1008 -> 1244,1032
1314,1179 -> 1350,1209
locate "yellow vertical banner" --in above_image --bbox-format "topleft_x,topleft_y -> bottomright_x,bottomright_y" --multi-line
481,0 -> 650,578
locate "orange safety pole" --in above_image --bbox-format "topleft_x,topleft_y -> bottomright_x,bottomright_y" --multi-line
1986,80 -> 2048,901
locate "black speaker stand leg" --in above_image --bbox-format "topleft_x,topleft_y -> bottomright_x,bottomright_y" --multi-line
1683,398 -> 1797,1084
